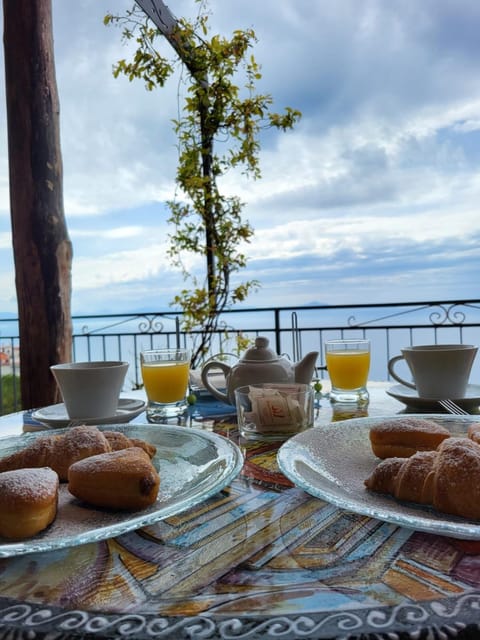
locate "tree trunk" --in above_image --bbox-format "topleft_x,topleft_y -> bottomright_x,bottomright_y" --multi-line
3,0 -> 73,409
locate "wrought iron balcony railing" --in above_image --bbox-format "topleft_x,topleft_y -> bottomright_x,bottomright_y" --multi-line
1,298 -> 479,414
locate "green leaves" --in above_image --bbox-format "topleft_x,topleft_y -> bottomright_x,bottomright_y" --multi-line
106,2 -> 300,367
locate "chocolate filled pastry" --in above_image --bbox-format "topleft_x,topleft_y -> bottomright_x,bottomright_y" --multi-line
68,447 -> 160,511
369,417 -> 450,459
0,467 -> 59,540
365,437 -> 480,520
0,425 -> 156,482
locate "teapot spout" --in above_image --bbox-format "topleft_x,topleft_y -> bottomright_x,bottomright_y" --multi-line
294,351 -> 319,384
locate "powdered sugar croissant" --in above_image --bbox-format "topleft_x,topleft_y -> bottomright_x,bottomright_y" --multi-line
364,436 -> 480,520
0,425 -> 156,482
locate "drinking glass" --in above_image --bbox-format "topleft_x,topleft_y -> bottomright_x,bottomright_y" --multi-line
140,348 -> 191,422
235,383 -> 314,440
325,339 -> 370,404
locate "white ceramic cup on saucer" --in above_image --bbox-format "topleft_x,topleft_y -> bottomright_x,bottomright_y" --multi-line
387,344 -> 477,399
50,361 -> 129,419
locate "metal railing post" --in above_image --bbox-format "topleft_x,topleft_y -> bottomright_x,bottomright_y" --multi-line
274,308 -> 281,355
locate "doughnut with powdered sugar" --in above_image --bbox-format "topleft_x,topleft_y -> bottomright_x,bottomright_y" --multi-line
0,467 -> 59,540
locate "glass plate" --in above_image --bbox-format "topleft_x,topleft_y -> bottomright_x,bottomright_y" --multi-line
278,414 -> 480,540
0,424 -> 243,557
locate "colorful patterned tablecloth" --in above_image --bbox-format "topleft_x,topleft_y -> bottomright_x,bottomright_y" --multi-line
1,385 -> 480,639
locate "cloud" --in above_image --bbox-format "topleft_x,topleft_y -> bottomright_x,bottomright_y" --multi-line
0,0 -> 479,316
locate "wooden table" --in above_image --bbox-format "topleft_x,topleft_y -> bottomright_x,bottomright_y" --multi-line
0,383 -> 480,640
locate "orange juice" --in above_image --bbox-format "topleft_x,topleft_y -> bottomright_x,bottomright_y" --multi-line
141,361 -> 190,402
326,350 -> 370,389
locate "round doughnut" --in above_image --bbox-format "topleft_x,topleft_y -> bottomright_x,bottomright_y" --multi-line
369,417 -> 451,459
68,447 -> 160,511
0,467 -> 59,540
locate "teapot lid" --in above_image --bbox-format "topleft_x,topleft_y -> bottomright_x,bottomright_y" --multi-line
241,337 -> 279,362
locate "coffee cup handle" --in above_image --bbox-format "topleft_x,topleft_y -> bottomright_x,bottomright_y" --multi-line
388,355 -> 416,389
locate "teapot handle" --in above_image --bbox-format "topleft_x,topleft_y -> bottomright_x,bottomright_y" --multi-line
201,361 -> 231,403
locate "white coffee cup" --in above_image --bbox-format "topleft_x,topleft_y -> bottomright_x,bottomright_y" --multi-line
388,344 -> 477,399
51,361 -> 129,419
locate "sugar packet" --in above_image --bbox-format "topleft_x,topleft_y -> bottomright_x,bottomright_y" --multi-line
245,384 -> 307,432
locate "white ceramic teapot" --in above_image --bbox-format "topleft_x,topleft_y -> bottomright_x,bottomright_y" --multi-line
200,336 -> 319,404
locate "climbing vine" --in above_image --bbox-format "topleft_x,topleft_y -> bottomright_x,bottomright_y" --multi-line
105,2 -> 301,367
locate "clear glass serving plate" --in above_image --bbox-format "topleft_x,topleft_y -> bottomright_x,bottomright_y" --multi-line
0,423 -> 243,557
278,414 -> 480,540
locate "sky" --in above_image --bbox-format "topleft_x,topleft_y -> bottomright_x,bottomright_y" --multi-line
0,0 -> 479,316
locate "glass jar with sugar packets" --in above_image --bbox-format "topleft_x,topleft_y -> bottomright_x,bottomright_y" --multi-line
234,383 -> 314,440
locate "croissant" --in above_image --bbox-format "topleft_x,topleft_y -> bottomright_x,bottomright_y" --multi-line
102,430 -> 156,459
467,423 -> 480,444
0,425 -> 156,482
365,437 -> 480,520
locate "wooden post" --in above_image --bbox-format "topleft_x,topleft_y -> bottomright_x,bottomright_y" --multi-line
3,0 -> 73,408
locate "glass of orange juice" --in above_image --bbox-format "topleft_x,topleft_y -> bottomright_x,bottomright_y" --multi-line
325,339 -> 370,405
140,348 -> 191,422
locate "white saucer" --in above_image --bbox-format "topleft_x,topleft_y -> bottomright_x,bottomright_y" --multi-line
31,398 -> 146,428
386,383 -> 480,412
